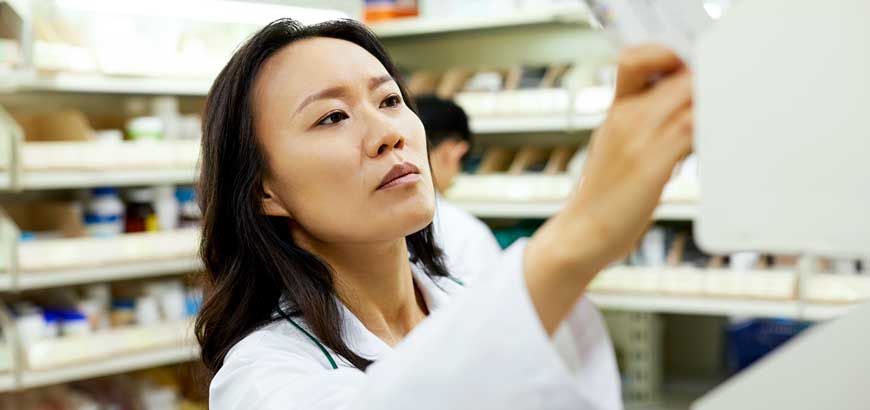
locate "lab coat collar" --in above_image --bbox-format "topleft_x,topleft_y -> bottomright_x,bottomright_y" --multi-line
341,263 -> 460,362
277,263 -> 463,366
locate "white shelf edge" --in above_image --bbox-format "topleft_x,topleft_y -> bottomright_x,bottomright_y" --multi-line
801,303 -> 866,321
453,200 -> 697,220
654,202 -> 699,221
0,274 -> 12,291
589,293 -> 802,319
0,172 -> 11,189
19,343 -> 199,389
17,258 -> 201,290
20,169 -> 197,189
470,113 -> 605,134
589,293 -> 869,321
370,6 -> 592,38
0,373 -> 14,392
7,72 -> 213,96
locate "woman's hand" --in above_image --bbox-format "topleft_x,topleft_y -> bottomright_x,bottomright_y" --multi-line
525,45 -> 694,334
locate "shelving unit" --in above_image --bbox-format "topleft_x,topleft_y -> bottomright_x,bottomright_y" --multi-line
19,343 -> 198,389
587,266 -> 870,321
18,320 -> 196,389
453,200 -> 698,221
7,228 -> 200,291
470,113 -> 605,134
1,2 -> 860,407
0,132 -> 200,190
369,5 -> 593,38
3,72 -> 214,97
20,169 -> 196,190
15,258 -> 201,291
590,293 -> 803,319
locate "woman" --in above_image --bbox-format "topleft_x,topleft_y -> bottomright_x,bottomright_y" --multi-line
197,18 -> 691,410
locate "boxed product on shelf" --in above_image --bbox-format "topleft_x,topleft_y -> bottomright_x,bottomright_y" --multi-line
0,2 -> 22,69
11,111 -> 94,142
365,0 -> 418,23
5,202 -> 85,240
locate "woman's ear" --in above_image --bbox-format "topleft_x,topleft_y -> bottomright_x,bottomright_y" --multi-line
262,180 -> 292,218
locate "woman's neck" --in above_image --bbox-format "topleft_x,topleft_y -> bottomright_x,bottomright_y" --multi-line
295,233 -> 428,346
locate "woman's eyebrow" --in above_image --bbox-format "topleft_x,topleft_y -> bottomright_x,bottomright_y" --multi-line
296,86 -> 346,114
295,75 -> 396,114
369,74 -> 395,90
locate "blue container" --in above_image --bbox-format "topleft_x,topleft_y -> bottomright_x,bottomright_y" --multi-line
726,318 -> 811,373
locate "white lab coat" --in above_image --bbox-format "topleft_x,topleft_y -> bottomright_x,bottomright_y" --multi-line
432,196 -> 505,283
210,238 -> 623,410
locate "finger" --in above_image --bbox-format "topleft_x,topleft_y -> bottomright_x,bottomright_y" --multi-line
637,70 -> 693,129
659,105 -> 694,162
615,44 -> 686,99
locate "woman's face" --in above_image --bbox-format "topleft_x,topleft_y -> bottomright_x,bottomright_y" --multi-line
253,37 -> 434,245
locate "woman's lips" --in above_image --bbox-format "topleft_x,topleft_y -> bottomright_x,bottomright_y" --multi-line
378,162 -> 421,191
378,173 -> 421,190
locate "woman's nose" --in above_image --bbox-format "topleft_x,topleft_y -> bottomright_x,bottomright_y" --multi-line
365,120 -> 405,158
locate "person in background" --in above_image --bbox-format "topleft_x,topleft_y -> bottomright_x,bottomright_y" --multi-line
415,95 -> 503,283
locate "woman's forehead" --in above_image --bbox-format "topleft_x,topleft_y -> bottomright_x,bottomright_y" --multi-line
255,37 -> 390,106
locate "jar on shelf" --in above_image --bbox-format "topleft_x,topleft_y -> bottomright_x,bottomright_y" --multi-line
124,188 -> 159,233
85,187 -> 125,238
175,187 -> 200,228
126,116 -> 164,141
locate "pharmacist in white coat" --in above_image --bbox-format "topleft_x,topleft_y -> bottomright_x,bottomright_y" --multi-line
199,18 -> 692,410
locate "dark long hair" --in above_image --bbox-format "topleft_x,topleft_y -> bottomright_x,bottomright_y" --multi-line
195,18 -> 449,374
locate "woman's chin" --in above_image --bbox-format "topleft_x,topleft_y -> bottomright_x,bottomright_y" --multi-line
385,198 -> 435,237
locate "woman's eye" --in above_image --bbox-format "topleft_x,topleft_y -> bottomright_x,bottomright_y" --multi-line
380,95 -> 402,108
318,111 -> 348,126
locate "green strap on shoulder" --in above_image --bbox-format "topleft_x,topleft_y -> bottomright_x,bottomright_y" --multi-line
277,275 -> 462,370
277,307 -> 339,370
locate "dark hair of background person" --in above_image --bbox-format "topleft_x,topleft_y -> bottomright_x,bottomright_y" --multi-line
195,18 -> 450,375
415,94 -> 472,148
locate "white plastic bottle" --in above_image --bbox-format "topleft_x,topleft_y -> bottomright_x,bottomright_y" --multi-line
154,185 -> 180,231
85,187 -> 125,237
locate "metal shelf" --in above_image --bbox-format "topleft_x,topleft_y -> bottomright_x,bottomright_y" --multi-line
370,6 -> 592,38
15,258 -> 201,290
19,343 -> 198,389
